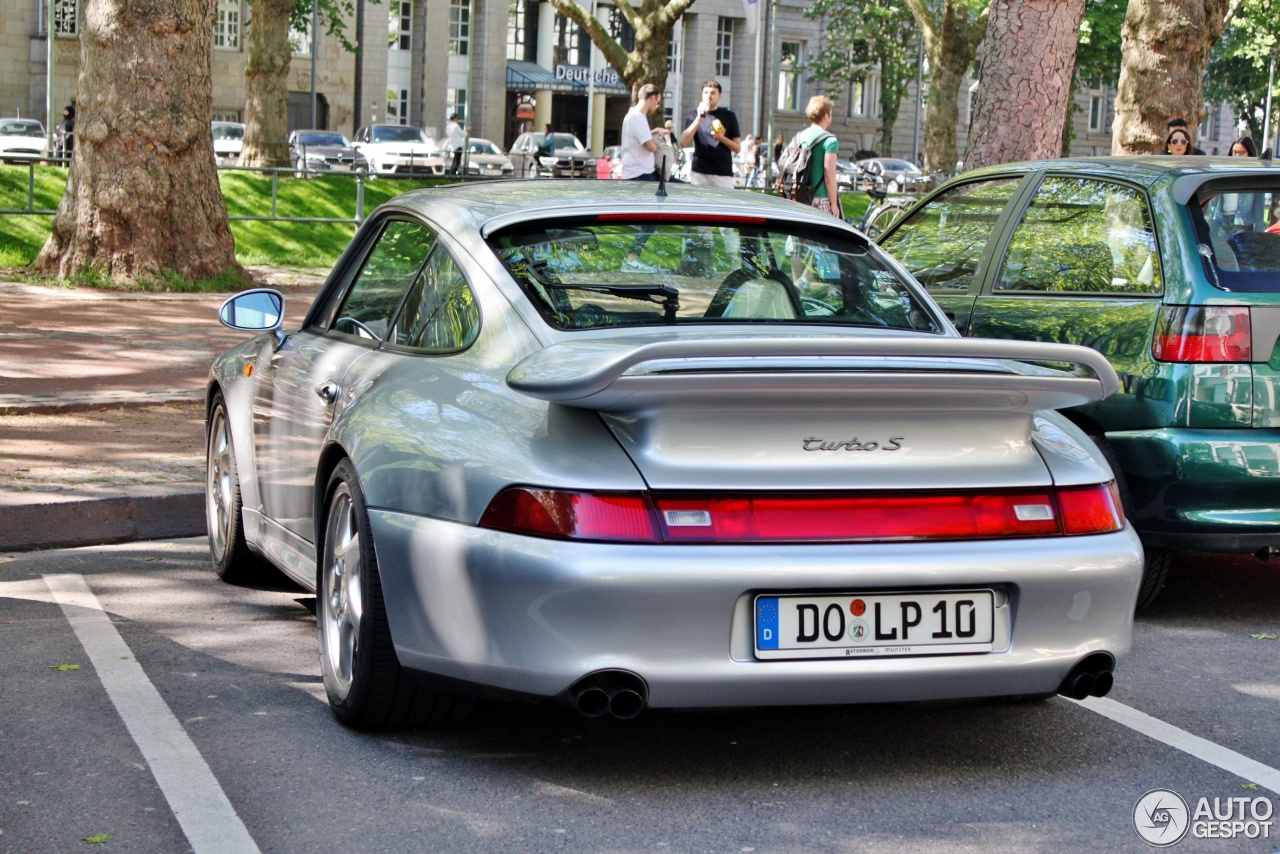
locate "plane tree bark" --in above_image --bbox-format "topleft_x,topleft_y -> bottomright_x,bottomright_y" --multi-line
239,0 -> 297,168
964,0 -> 1087,169
1111,0 -> 1239,154
34,0 -> 244,286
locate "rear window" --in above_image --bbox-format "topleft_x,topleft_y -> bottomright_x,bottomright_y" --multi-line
1190,180 -> 1280,291
488,218 -> 943,332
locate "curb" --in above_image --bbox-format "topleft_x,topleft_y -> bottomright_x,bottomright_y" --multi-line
1,491 -> 206,552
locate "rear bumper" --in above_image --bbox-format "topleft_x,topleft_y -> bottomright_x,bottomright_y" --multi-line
369,509 -> 1142,708
1107,428 -> 1280,553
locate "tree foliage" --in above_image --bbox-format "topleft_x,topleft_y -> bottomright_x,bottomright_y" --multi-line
545,0 -> 698,100
806,0 -> 918,155
1076,0 -> 1125,85
1205,0 -> 1280,144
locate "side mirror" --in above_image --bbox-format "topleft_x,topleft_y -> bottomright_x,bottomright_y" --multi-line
219,288 -> 285,340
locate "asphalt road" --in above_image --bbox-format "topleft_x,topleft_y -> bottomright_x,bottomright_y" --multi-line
2,541 -> 1279,853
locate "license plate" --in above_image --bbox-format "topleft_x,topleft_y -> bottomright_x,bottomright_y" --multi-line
482,168 -> 501,175
755,591 -> 994,659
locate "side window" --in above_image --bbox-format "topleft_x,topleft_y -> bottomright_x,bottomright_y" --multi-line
331,219 -> 436,341
878,178 -> 1022,292
392,245 -> 480,351
995,177 -> 1162,295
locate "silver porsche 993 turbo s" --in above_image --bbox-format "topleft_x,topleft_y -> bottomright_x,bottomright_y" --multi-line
206,180 -> 1143,729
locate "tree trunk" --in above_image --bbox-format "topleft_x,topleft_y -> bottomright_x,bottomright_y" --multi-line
33,0 -> 243,286
910,0 -> 987,174
240,0 -> 296,167
1111,0 -> 1233,154
964,0 -> 1086,170
878,60 -> 901,155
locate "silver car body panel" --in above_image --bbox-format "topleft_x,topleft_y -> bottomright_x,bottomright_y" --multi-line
208,181 -> 1141,707
368,510 -> 1142,706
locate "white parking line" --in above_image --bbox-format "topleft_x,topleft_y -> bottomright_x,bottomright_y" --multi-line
1076,695 -> 1280,794
44,574 -> 260,854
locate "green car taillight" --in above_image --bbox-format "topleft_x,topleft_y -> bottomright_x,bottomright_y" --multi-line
1152,305 -> 1252,363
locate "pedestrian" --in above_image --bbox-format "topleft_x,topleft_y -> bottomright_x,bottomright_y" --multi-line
445,113 -> 469,175
1230,136 -> 1257,158
773,133 -> 785,167
742,133 -> 758,188
1162,128 -> 1191,155
621,83 -> 667,181
59,103 -> 75,160
679,80 -> 741,188
1166,118 -> 1205,155
792,95 -> 841,218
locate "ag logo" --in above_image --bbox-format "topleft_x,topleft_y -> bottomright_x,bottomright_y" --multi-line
1133,789 -> 1189,846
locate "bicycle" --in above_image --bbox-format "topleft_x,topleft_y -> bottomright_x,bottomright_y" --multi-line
850,186 -> 914,239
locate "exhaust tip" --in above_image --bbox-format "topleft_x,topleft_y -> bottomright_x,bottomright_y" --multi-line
572,686 -> 610,718
1058,652 -> 1115,700
608,689 -> 644,720
563,670 -> 648,719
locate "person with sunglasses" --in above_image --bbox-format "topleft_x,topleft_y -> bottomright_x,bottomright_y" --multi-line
1163,129 -> 1192,155
1165,118 -> 1205,154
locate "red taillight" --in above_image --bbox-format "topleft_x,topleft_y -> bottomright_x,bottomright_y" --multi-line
479,485 -> 1124,543
479,488 -> 659,542
1056,483 -> 1125,534
1152,305 -> 1251,362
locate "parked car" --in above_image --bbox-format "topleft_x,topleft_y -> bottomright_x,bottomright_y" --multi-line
0,118 -> 48,162
211,121 -> 244,164
287,129 -> 367,174
352,124 -> 444,176
600,145 -> 622,179
207,181 -> 1140,729
877,157 -> 1280,609
508,131 -> 596,178
459,137 -> 514,178
858,157 -> 929,192
836,158 -> 860,190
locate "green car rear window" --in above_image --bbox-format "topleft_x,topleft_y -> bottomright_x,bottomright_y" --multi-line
1191,181 -> 1280,292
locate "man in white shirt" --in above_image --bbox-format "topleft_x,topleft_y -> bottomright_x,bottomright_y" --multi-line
621,84 -> 669,181
444,113 -> 469,175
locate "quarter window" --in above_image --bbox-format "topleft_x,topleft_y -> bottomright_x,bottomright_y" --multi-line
995,177 -> 1161,295
332,220 -> 437,341
877,178 -> 1022,292
392,247 -> 480,351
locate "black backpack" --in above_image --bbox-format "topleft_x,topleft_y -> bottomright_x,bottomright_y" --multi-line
774,130 -> 833,205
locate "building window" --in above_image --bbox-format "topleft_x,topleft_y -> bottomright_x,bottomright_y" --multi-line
1083,77 -> 1104,133
213,0 -> 240,50
553,15 -> 581,66
667,37 -> 682,74
447,88 -> 467,121
387,88 -> 409,124
38,0 -> 78,36
716,17 -> 734,78
506,0 -> 526,60
607,6 -> 635,52
389,0 -> 411,50
777,41 -> 803,111
450,0 -> 469,56
289,18 -> 312,57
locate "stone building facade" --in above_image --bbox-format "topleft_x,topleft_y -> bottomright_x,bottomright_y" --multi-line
1,0 -> 1242,158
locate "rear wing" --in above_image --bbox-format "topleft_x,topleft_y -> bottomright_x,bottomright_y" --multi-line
507,336 -> 1119,414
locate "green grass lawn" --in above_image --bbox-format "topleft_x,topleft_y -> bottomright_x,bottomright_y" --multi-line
0,164 -> 876,287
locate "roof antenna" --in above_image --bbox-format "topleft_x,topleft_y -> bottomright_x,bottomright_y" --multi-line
1262,147 -> 1274,163
656,155 -> 668,197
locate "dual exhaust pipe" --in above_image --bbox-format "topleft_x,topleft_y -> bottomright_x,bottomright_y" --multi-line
565,671 -> 647,720
1058,653 -> 1115,700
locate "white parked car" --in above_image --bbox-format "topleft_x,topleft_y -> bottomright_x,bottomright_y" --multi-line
353,124 -> 446,176
211,121 -> 244,164
0,118 -> 48,162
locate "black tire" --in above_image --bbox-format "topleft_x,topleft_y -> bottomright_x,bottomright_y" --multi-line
205,393 -> 271,584
1088,431 -> 1169,612
317,459 -> 472,729
1134,550 -> 1172,612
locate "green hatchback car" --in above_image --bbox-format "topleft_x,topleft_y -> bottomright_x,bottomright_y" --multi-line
877,157 -> 1280,609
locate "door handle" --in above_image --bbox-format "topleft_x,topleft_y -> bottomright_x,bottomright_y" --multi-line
315,382 -> 339,404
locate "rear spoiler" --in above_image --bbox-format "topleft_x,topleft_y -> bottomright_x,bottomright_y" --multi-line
507,336 -> 1119,412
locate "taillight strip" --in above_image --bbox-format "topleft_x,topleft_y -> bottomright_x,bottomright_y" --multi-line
479,485 -> 1125,544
